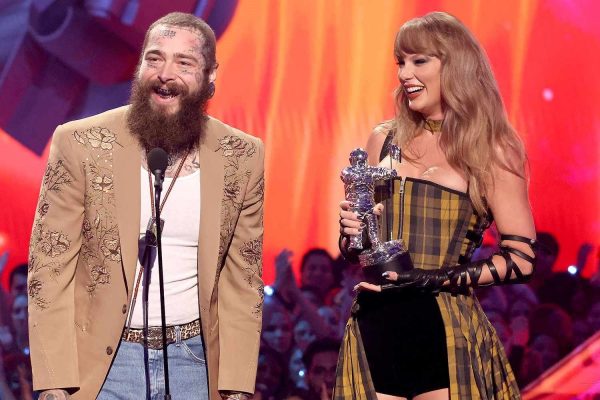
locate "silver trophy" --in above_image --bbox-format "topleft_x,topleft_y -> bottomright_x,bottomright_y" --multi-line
340,148 -> 413,284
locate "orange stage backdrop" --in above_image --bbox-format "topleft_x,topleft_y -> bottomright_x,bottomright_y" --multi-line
1,0 -> 599,286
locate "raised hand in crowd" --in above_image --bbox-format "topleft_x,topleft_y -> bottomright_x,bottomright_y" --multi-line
273,249 -> 301,303
272,250 -> 331,339
319,382 -> 330,400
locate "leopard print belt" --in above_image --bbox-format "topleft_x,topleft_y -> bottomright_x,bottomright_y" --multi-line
122,319 -> 201,350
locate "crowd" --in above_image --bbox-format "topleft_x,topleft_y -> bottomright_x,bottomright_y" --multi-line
1,231 -> 598,399
0,262 -> 34,400
474,233 -> 600,387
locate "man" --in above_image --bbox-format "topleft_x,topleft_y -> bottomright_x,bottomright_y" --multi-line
28,12 -> 264,400
286,339 -> 339,400
9,264 -> 28,299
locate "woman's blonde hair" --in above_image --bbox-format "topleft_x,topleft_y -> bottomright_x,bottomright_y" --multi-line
393,12 -> 526,215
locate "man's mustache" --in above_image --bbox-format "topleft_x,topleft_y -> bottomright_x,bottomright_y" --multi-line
140,79 -> 188,98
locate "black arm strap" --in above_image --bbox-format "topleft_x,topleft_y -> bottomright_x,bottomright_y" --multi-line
445,233 -> 537,295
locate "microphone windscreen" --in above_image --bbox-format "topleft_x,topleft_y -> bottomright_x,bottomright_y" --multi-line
147,148 -> 169,173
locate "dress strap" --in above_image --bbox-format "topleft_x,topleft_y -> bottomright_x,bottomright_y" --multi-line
379,131 -> 394,162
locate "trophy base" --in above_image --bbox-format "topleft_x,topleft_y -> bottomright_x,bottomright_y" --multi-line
359,240 -> 414,285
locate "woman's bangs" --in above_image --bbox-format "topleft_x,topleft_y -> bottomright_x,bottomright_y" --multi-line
394,21 -> 438,58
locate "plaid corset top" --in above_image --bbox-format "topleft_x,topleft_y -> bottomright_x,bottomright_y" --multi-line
375,177 -> 491,271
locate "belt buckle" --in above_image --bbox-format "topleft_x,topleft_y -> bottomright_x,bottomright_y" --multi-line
148,328 -> 171,349
147,336 -> 163,350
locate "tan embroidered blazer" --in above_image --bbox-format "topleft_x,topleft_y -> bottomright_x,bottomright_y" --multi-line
27,106 -> 264,399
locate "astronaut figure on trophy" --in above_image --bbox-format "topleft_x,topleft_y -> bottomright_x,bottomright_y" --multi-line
340,148 -> 413,285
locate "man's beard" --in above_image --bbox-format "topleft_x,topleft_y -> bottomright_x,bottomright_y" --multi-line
127,76 -> 211,158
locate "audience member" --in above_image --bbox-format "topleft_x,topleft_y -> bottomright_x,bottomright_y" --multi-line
271,250 -> 331,339
288,348 -> 308,391
252,345 -> 289,400
8,264 -> 28,299
586,301 -> 600,335
299,249 -> 335,303
316,306 -> 342,341
478,286 -> 508,324
261,300 -> 294,355
293,320 -> 316,353
529,232 -> 559,291
332,259 -> 362,322
529,303 -> 573,357
0,346 -> 17,400
1,294 -> 33,400
507,285 -> 539,321
299,287 -> 323,309
285,339 -> 339,400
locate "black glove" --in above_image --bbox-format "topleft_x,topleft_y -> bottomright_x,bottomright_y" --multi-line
381,267 -> 452,293
381,234 -> 536,296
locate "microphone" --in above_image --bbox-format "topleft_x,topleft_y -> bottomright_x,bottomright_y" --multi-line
147,148 -> 168,190
144,147 -> 172,399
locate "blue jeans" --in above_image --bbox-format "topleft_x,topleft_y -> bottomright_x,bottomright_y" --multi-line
98,327 -> 209,400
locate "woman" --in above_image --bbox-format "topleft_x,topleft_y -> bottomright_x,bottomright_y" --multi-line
335,12 -> 536,400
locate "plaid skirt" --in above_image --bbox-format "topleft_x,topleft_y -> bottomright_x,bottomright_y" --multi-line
333,293 -> 520,399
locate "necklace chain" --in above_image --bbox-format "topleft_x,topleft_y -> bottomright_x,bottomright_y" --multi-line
148,147 -> 191,224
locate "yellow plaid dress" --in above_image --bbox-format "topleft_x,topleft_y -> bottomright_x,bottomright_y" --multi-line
334,177 -> 520,400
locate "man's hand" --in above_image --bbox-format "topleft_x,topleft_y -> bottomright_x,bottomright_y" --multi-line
38,389 -> 70,399
320,382 -> 330,400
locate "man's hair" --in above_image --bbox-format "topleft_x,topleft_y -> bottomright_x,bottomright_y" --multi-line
9,263 -> 28,288
300,248 -> 334,274
302,338 -> 340,369
536,232 -> 559,257
141,12 -> 217,72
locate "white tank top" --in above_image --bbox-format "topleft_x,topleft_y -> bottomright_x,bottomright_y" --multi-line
130,167 -> 201,327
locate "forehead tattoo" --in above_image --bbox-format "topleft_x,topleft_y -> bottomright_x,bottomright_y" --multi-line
157,28 -> 176,39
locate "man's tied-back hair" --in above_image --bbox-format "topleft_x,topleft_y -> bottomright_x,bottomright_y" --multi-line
141,12 -> 217,72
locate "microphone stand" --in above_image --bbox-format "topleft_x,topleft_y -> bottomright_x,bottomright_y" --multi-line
152,169 -> 172,400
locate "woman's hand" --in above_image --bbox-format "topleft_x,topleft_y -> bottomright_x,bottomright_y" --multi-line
353,281 -> 382,293
339,201 -> 384,237
339,201 -> 361,237
341,201 -> 384,292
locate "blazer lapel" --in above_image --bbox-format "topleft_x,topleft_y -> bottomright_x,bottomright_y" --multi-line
198,119 -> 224,311
113,119 -> 141,293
